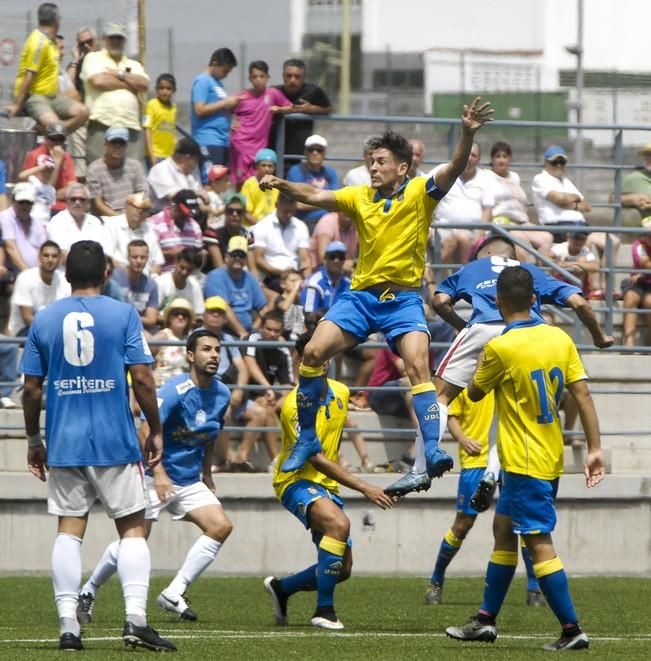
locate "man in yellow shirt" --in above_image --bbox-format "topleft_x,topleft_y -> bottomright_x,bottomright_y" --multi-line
260,98 -> 493,480
264,333 -> 393,630
9,3 -> 88,133
445,265 -> 605,652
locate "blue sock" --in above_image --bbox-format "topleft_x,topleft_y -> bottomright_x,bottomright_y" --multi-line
297,365 -> 326,445
479,551 -> 518,618
316,536 -> 346,609
431,529 -> 463,585
535,558 -> 578,627
411,383 -> 440,455
279,564 -> 317,596
521,544 -> 540,591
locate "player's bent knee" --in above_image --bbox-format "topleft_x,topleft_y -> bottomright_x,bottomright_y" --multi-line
302,341 -> 326,367
207,518 -> 233,543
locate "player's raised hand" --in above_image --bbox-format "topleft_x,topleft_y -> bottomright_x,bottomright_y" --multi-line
27,444 -> 47,482
461,97 -> 494,134
584,448 -> 605,487
363,484 -> 395,510
594,334 -> 614,349
143,431 -> 164,470
259,174 -> 281,191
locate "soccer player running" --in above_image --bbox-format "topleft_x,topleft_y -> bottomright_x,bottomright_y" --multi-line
385,235 -> 613,497
21,241 -> 175,652
77,330 -> 232,624
260,97 -> 494,482
425,389 -> 544,608
264,333 -> 394,630
445,265 -> 605,651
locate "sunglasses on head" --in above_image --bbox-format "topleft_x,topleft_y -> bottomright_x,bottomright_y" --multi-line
327,252 -> 346,260
307,146 -> 325,153
226,207 -> 244,216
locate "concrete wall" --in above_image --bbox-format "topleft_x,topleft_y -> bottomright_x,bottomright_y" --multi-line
1,474 -> 650,575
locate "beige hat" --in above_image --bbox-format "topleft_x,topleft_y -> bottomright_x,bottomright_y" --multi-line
163,297 -> 195,327
638,143 -> 651,156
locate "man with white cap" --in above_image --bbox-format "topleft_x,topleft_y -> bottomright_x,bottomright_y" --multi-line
81,21 -> 150,164
302,240 -> 350,320
622,143 -> 651,225
286,135 -> 340,229
86,126 -> 146,217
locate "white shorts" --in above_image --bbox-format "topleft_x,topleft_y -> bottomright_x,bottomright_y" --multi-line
434,227 -> 480,244
144,475 -> 220,521
436,322 -> 505,387
47,463 -> 145,519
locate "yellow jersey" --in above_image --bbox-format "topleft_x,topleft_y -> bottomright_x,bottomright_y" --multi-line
333,176 -> 441,290
473,321 -> 587,480
273,379 -> 349,499
448,388 -> 494,470
143,98 -> 177,160
14,29 -> 59,97
241,176 -> 279,223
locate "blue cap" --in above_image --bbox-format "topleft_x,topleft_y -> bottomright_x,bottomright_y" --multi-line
105,126 -> 129,142
325,240 -> 347,255
543,145 -> 567,161
255,148 -> 277,164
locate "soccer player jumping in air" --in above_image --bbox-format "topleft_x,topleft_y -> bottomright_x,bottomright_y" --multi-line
260,97 -> 494,483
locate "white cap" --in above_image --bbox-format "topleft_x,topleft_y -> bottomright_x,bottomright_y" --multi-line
12,182 -> 36,203
305,134 -> 328,149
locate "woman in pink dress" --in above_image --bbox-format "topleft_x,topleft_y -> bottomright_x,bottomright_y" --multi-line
230,61 -> 292,187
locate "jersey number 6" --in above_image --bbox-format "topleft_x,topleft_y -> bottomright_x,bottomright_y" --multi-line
63,312 -> 95,367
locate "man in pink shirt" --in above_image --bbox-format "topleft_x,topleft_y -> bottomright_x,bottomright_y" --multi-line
150,189 -> 203,271
309,210 -> 359,272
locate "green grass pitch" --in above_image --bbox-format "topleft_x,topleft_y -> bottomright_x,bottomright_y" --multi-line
0,576 -> 649,659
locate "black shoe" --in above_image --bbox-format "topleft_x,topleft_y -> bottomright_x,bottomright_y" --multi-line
470,476 -> 497,513
263,576 -> 288,625
542,630 -> 589,651
122,621 -> 177,652
59,632 -> 84,651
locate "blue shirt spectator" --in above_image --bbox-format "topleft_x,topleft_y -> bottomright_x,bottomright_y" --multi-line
301,241 -> 351,314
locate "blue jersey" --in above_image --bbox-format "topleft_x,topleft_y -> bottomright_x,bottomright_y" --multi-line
301,267 -> 351,313
436,256 -> 581,325
155,373 -> 231,486
20,295 -> 153,467
190,73 -> 230,147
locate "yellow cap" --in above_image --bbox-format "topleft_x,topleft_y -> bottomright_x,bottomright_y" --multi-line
227,236 -> 249,254
204,296 -> 229,312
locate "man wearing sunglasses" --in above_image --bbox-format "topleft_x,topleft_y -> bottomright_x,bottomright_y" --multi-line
302,241 -> 350,323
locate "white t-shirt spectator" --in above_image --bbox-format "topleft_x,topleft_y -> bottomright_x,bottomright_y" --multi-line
531,170 -> 585,225
343,164 -> 371,187
147,157 -> 203,212
103,213 -> 165,273
431,165 -> 494,224
551,241 -> 597,265
7,267 -> 70,336
156,270 -> 205,315
252,212 -> 310,272
484,169 -> 529,224
47,209 -> 110,255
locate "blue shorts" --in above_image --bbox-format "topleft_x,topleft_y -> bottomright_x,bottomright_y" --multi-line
281,480 -> 351,548
495,472 -> 559,535
456,467 -> 484,515
324,289 -> 429,353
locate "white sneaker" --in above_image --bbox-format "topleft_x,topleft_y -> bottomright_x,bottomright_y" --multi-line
311,615 -> 344,630
0,397 -> 17,409
156,591 -> 198,621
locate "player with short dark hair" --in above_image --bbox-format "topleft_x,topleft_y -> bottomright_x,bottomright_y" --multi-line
445,265 -> 605,651
21,240 -> 175,652
77,329 -> 232,623
260,99 -> 494,480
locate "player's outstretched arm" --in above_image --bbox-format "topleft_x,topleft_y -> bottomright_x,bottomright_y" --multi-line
434,97 -> 494,194
309,453 -> 394,510
258,175 -> 339,212
23,375 -> 47,482
565,293 -> 614,348
567,379 -> 605,488
130,363 -> 163,469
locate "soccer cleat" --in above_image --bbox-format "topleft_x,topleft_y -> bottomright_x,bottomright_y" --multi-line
425,448 -> 454,478
157,591 -> 198,621
470,476 -> 497,513
527,590 -> 546,608
542,631 -> 589,651
424,581 -> 443,605
263,576 -> 289,625
384,471 -> 431,498
122,621 -> 177,652
281,437 -> 322,472
311,608 -> 344,630
445,616 -> 497,643
76,592 -> 95,625
59,632 -> 84,651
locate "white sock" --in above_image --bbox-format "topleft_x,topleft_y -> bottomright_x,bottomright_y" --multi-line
485,442 -> 501,480
52,533 -> 82,636
117,537 -> 150,626
412,403 -> 448,474
81,540 -> 120,597
166,535 -> 222,596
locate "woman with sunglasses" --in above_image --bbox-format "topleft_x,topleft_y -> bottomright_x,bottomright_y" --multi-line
152,298 -> 195,387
